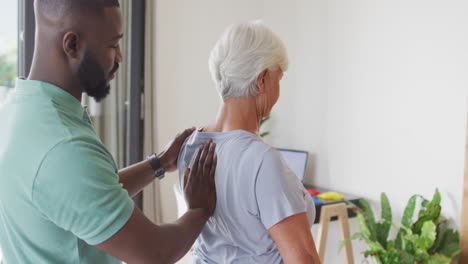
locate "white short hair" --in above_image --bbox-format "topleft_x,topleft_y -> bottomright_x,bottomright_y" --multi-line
208,20 -> 289,99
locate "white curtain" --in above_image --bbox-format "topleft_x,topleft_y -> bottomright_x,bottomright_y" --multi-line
142,0 -> 162,224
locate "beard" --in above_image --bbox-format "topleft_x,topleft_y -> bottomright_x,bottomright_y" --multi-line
78,50 -> 118,102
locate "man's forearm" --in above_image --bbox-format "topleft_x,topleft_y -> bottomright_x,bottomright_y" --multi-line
96,207 -> 210,264
118,161 -> 155,197
154,208 -> 209,263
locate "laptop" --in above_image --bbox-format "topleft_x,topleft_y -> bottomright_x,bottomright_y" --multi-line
277,148 -> 308,182
277,148 -> 358,223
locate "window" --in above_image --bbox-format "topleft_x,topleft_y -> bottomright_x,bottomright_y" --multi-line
0,1 -> 18,105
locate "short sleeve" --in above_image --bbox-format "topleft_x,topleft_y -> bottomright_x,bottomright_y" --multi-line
255,149 -> 309,230
32,139 -> 134,245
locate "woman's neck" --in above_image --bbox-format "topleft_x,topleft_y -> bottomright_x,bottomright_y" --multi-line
204,97 -> 262,134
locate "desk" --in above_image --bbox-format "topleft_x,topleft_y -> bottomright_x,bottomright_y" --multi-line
304,185 -> 361,224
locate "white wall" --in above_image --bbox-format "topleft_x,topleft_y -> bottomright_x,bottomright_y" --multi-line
319,0 -> 468,228
152,0 -> 468,263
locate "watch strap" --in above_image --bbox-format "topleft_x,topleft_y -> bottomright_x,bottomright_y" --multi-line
146,153 -> 165,179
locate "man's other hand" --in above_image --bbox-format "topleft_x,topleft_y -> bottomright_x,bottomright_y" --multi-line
158,127 -> 196,172
184,141 -> 217,219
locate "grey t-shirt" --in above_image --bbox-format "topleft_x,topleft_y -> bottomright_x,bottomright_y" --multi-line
178,130 -> 315,264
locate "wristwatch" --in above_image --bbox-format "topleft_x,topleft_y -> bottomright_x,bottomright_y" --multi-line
146,153 -> 166,179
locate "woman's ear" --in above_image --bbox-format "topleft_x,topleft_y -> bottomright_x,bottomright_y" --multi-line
256,69 -> 268,93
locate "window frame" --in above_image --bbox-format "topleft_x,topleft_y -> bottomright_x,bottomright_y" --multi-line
127,0 -> 146,209
18,0 -> 35,78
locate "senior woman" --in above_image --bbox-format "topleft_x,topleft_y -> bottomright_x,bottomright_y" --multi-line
177,21 -> 320,263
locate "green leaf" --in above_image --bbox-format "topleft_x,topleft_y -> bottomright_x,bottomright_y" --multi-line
415,248 -> 430,262
419,197 -> 430,218
376,223 -> 389,249
427,253 -> 451,264
259,116 -> 270,127
419,189 -> 442,219
377,193 -> 392,248
412,204 -> 441,235
366,239 -> 385,252
402,195 -> 417,227
432,223 -> 460,258
357,213 -> 371,237
364,250 -> 378,258
359,199 -> 378,242
399,250 -> 414,264
259,117 -> 271,137
430,188 -> 442,207
396,195 -> 417,250
380,193 -> 392,225
395,233 -> 404,251
406,242 -> 416,256
380,248 -> 401,264
439,243 -> 460,259
421,198 -> 430,208
430,222 -> 446,254
338,240 -> 348,253
339,232 -> 365,252
396,224 -> 415,251
418,221 -> 436,249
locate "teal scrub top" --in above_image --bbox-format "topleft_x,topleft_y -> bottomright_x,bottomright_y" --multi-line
0,79 -> 134,263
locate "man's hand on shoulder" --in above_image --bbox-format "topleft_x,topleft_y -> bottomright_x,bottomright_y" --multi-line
184,141 -> 217,219
158,127 -> 196,172
97,138 -> 218,264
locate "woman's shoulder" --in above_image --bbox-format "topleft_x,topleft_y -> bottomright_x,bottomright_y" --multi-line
177,129 -> 281,166
226,131 -> 277,158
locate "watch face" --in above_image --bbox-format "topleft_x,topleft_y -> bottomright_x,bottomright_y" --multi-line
155,168 -> 165,179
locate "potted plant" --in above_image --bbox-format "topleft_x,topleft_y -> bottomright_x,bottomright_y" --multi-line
342,189 -> 460,264
259,116 -> 271,138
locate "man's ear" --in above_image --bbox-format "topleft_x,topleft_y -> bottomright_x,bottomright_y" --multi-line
62,32 -> 81,59
256,69 -> 268,93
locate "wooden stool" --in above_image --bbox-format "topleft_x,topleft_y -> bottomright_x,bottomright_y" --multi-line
317,203 -> 354,264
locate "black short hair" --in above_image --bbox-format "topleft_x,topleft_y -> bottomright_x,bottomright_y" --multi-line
35,0 -> 120,18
